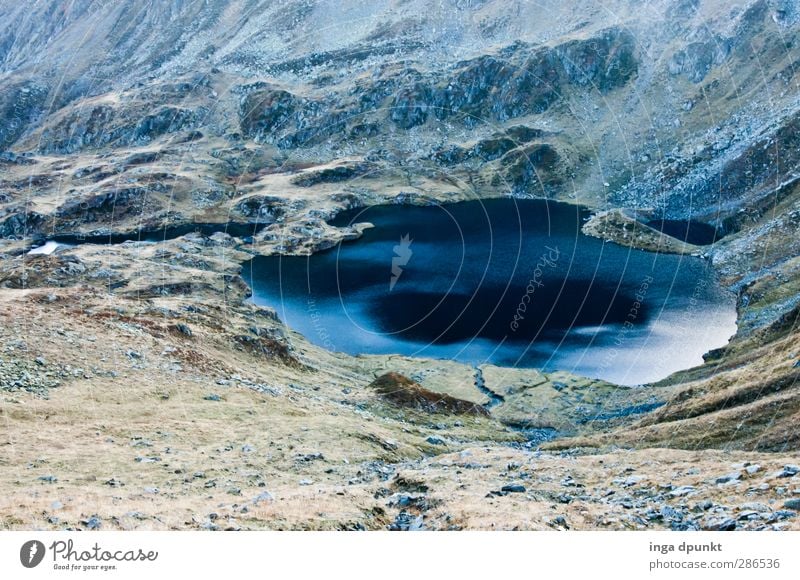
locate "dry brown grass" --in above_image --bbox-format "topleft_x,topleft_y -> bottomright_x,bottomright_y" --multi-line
369,372 -> 489,416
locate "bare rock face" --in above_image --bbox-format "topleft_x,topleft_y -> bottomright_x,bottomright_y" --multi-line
233,196 -> 285,222
1,0 -> 784,233
390,82 -> 432,129
240,88 -> 305,141
0,81 -> 49,149
499,143 -> 564,195
554,27 -> 638,90
668,36 -> 732,83
0,211 -> 46,238
0,1 -> 796,308
39,104 -> 205,154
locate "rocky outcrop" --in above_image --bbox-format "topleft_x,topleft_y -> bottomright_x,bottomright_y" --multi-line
239,88 -> 304,141
499,143 -> 564,194
0,81 -> 49,149
554,27 -> 638,90
390,81 -> 432,128
0,210 -> 47,238
233,195 -> 287,222
38,104 -> 205,153
235,26 -> 637,143
369,372 -> 489,416
668,36 -> 731,83
290,162 -> 376,187
54,187 -> 155,224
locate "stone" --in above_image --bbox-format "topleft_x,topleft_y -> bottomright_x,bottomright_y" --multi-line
549,515 -> 569,529
716,471 -> 742,484
81,516 -> 102,530
389,511 -> 412,531
783,498 -> 800,511
173,323 -> 192,337
501,484 -> 526,493
740,502 -> 770,512
745,464 -> 761,475
387,510 -> 424,531
253,491 -> 274,505
694,499 -> 713,511
408,514 -> 425,531
668,485 -> 696,497
297,452 -> 324,462
671,519 -> 700,531
623,475 -> 645,486
425,436 -> 446,446
660,505 -> 682,521
703,518 -> 736,531
767,510 -> 796,523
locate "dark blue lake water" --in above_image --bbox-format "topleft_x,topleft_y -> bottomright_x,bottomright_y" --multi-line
245,199 -> 736,385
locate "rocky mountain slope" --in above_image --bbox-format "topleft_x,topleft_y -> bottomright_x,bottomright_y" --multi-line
1,0 -> 799,530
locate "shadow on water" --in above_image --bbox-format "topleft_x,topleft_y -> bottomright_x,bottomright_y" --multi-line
367,281 -> 647,343
645,219 -> 722,246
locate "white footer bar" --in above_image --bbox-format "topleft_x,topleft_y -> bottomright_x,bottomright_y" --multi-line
1,531 -> 798,579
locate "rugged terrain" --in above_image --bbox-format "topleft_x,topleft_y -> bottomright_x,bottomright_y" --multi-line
1,0 -> 799,530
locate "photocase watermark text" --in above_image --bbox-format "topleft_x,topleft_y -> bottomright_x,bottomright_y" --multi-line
509,246 -> 560,332
597,274 -> 653,372
307,297 -> 336,350
49,539 -> 158,563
